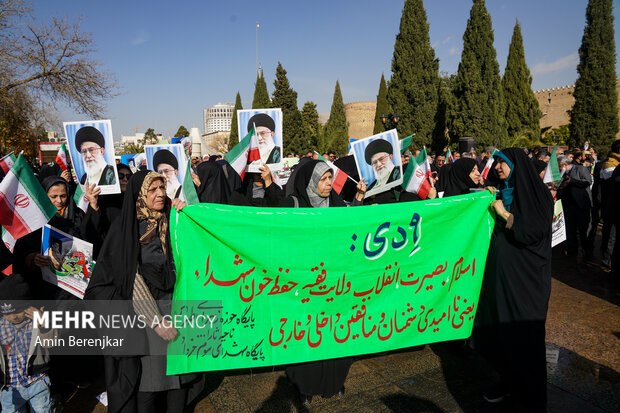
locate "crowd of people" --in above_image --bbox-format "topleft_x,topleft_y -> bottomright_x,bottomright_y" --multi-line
1,139 -> 618,413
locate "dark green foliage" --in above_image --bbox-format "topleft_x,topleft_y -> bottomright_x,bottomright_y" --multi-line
301,101 -> 321,152
142,128 -> 158,145
271,62 -> 304,154
543,124 -> 570,146
450,0 -> 507,148
323,81 -> 349,155
432,73 -> 457,151
387,0 -> 440,147
502,22 -> 542,139
569,0 -> 618,150
252,72 -> 271,109
174,125 -> 189,138
373,74 -> 391,135
228,92 -> 243,150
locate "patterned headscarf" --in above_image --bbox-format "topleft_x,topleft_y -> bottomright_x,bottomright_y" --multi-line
135,172 -> 168,253
306,162 -> 332,208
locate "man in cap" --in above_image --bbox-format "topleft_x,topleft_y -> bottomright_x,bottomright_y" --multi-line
153,149 -> 182,199
364,138 -> 401,191
247,113 -> 280,164
75,126 -> 116,186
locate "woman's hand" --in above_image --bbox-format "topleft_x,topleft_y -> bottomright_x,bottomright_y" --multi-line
172,198 -> 186,212
427,187 -> 438,199
60,169 -> 71,183
485,186 -> 497,195
259,163 -> 272,187
33,254 -> 51,267
191,171 -> 200,187
154,324 -> 178,341
355,178 -> 367,201
85,182 -> 101,211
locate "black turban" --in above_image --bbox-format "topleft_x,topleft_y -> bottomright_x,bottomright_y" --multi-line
75,126 -> 105,151
153,149 -> 178,170
364,139 -> 393,164
247,113 -> 275,133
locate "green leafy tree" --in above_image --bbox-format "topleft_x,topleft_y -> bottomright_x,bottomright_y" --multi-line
373,73 -> 391,135
142,128 -> 158,145
271,62 -> 304,154
122,143 -> 144,154
301,101 -> 321,151
569,0 -> 618,150
433,72 -> 457,151
174,125 -> 189,138
543,124 -> 570,146
450,0 -> 507,148
387,0 -> 440,147
228,92 -> 243,150
502,21 -> 542,140
252,72 -> 271,109
323,81 -> 349,154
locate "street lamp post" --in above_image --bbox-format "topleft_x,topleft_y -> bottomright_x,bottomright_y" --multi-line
380,113 -> 400,131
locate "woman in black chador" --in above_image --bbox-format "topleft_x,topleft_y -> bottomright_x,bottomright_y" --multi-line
475,148 -> 553,412
85,171 -> 191,413
280,160 -> 365,405
441,158 -> 480,197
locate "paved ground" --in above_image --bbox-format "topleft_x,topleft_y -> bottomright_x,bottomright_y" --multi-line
64,242 -> 619,413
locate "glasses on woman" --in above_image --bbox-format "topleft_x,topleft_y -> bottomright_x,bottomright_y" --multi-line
118,172 -> 131,180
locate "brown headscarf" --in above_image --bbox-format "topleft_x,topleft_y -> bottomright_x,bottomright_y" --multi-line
135,172 -> 168,253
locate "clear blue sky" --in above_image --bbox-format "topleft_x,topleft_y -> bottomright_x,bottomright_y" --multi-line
32,0 -> 620,140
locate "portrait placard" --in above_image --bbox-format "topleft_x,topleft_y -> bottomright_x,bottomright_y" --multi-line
64,120 -> 120,195
237,108 -> 283,173
145,144 -> 188,200
351,130 -> 403,198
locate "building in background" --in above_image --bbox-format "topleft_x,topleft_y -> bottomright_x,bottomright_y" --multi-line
204,103 -> 234,135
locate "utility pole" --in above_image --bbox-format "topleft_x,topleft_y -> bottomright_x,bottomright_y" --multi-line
256,22 -> 261,76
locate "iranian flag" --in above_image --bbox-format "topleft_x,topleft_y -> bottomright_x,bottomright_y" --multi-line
481,148 -> 498,180
224,127 -> 260,180
316,153 -> 349,194
0,152 -> 16,174
402,147 -> 432,200
0,155 -> 57,241
73,184 -> 89,213
2,226 -> 15,252
181,159 -> 199,205
399,134 -> 413,154
55,142 -> 69,171
544,145 -> 562,183
446,148 -> 454,163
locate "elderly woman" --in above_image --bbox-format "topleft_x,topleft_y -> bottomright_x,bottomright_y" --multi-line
476,148 -> 553,412
85,171 -> 190,413
280,160 -> 365,404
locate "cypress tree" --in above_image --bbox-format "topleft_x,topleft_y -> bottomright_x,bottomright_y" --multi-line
271,62 -> 304,154
387,0 -> 440,147
373,74 -> 391,135
301,101 -> 320,152
569,0 -> 618,150
450,0 -> 507,148
323,81 -> 349,155
228,92 -> 242,150
502,21 -> 542,139
252,72 -> 270,109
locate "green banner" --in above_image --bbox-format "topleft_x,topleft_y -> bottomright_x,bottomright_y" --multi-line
167,192 -> 495,374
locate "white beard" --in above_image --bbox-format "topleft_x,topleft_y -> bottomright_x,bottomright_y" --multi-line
166,177 -> 181,199
374,161 -> 395,186
259,139 -> 275,162
84,155 -> 108,184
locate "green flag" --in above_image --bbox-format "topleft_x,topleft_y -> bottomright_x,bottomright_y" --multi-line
399,134 -> 413,154
543,146 -> 561,183
182,159 -> 199,205
167,192 -> 495,374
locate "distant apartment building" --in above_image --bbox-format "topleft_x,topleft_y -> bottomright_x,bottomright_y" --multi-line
204,103 -> 234,134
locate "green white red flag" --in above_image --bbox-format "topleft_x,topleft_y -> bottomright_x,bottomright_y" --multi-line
399,134 -> 413,154
1,226 -> 15,252
316,152 -> 349,194
55,141 -> 69,171
181,159 -> 199,205
543,145 -> 562,183
73,184 -> 89,213
0,152 -> 16,174
481,149 -> 498,180
446,148 -> 454,163
224,127 -> 260,180
402,147 -> 432,199
0,154 -> 56,241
